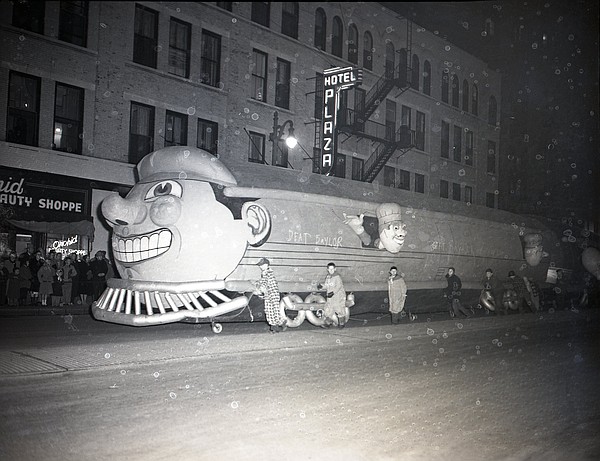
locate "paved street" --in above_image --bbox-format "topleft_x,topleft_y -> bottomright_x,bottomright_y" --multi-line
0,309 -> 599,461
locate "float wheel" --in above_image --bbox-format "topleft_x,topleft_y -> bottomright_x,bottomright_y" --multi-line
211,323 -> 223,334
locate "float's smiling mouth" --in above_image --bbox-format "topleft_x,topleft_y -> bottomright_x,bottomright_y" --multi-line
112,229 -> 172,263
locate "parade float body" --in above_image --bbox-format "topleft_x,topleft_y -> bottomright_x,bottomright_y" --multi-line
92,147 -> 595,332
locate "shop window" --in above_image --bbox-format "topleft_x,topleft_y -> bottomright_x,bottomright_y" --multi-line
453,125 -> 462,162
200,30 -> 221,87
12,0 -> 45,34
169,18 -> 191,78
399,169 -> 410,191
415,173 -> 425,194
314,8 -> 326,51
133,5 -> 158,68
59,1 -> 88,47
281,2 -> 298,39
197,119 -> 219,157
441,121 -> 449,158
248,131 -> 265,164
53,82 -> 84,154
164,110 -> 187,147
452,183 -> 461,201
251,2 -> 270,27
129,102 -> 155,164
383,166 -> 395,187
352,157 -> 363,181
363,31 -> 373,71
348,24 -> 358,64
423,60 -> 431,95
440,179 -> 449,199
332,16 -> 343,57
251,49 -> 268,103
275,58 -> 290,110
335,154 -> 346,178
7,72 -> 40,147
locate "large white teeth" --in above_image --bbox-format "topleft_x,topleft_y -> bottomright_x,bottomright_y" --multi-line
113,229 -> 172,263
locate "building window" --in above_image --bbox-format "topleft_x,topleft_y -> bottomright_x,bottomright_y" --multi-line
332,16 -> 343,57
7,72 -> 40,147
352,157 -> 364,181
335,153 -> 346,178
251,2 -> 270,27
252,50 -> 268,102
487,140 -> 496,174
248,131 -> 265,163
133,5 -> 158,68
489,95 -> 498,126
464,185 -> 473,204
411,54 -> 420,91
451,75 -> 459,108
486,192 -> 496,208
440,179 -> 449,199
197,119 -> 218,156
415,173 -> 425,193
416,111 -> 425,151
441,121 -> 449,158
441,72 -> 449,103
348,24 -> 358,64
59,1 -> 88,47
281,2 -> 298,39
53,83 -> 84,154
465,130 -> 474,166
386,42 -> 396,80
462,80 -> 469,111
201,30 -> 221,87
472,84 -> 479,115
452,182 -> 461,201
423,60 -> 431,95
169,18 -> 191,78
129,102 -> 154,163
314,8 -> 326,51
164,110 -> 187,147
12,0 -> 45,34
383,166 -> 395,187
216,2 -> 232,12
355,87 -> 366,131
399,169 -> 410,191
314,72 -> 323,119
272,140 -> 288,168
363,32 -> 373,71
275,58 -> 290,110
453,125 -> 462,162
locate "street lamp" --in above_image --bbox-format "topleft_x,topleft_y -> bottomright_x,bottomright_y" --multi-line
269,111 -> 297,167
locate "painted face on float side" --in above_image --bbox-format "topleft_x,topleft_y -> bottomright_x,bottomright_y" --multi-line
523,233 -> 544,266
379,221 -> 407,253
102,179 -> 267,282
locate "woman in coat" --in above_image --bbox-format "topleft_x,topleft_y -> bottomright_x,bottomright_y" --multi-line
37,259 -> 54,306
388,266 -> 411,324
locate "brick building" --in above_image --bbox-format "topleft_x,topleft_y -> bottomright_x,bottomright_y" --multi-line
0,1 -> 502,257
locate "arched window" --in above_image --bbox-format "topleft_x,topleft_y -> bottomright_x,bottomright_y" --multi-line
441,71 -> 449,103
423,60 -> 431,95
385,41 -> 395,79
462,80 -> 469,111
472,83 -> 479,115
281,2 -> 299,39
411,54 -> 419,91
348,24 -> 358,64
314,8 -> 326,51
363,31 -> 373,70
332,16 -> 343,57
451,74 -> 459,107
488,95 -> 497,125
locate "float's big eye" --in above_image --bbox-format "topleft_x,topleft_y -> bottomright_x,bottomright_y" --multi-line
144,181 -> 183,200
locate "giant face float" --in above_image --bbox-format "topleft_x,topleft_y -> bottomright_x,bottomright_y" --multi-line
92,147 -> 271,329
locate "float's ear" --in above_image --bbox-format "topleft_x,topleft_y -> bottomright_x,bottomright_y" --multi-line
242,202 -> 271,246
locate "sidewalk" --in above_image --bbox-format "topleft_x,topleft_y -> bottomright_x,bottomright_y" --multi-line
0,302 -> 91,317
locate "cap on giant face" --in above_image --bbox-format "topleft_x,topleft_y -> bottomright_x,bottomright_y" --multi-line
101,147 -> 250,282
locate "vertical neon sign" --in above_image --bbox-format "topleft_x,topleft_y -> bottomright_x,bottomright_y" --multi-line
321,66 -> 362,175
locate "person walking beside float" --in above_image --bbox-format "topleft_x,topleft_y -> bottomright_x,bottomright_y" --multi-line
318,262 -> 347,328
253,258 -> 287,333
445,267 -> 470,318
388,266 -> 415,323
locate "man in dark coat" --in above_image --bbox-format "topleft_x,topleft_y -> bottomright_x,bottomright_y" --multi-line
90,251 -> 109,302
445,267 -> 471,318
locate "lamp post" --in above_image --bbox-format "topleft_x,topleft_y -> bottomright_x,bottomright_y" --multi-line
269,111 -> 297,167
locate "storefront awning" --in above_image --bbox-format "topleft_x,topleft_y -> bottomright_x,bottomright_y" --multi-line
7,219 -> 95,239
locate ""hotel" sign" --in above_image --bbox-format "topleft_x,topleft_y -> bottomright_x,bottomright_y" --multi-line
321,66 -> 362,175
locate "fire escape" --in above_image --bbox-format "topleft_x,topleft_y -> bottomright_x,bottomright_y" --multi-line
316,18 -> 416,183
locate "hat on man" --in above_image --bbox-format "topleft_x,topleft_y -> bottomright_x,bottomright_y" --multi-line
508,270 -> 516,277
256,257 -> 270,266
376,203 -> 403,233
